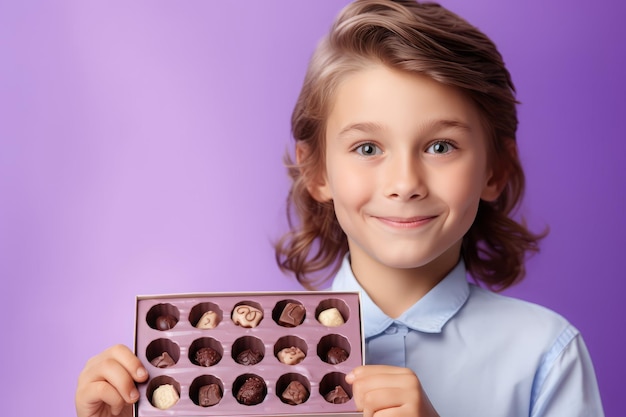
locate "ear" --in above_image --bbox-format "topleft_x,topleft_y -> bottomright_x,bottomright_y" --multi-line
296,142 -> 333,203
480,138 -> 517,202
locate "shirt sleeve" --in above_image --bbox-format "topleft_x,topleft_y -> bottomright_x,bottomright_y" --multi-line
530,325 -> 604,417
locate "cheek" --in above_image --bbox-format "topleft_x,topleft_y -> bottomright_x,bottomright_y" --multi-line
326,161 -> 371,203
437,164 -> 486,214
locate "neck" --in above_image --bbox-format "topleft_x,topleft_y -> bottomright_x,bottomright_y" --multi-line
349,245 -> 461,318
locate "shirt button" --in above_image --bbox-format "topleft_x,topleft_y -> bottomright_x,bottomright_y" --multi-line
384,326 -> 398,334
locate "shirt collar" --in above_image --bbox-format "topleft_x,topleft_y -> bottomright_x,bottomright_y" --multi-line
331,254 -> 470,338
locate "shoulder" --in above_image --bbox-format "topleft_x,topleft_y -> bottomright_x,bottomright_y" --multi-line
458,284 -> 578,351
467,284 -> 572,326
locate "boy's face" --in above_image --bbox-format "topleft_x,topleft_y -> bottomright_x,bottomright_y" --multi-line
317,65 -> 500,280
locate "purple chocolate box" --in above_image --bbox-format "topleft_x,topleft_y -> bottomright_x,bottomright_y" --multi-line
134,291 -> 364,416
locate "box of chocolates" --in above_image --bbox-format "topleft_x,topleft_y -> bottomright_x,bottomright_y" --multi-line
133,291 -> 363,416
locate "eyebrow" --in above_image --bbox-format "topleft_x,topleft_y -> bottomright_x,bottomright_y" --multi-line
336,119 -> 472,138
336,122 -> 386,137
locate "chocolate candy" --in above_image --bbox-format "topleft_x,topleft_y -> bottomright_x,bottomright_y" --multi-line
281,380 -> 309,405
236,375 -> 266,405
195,310 -> 219,329
277,346 -> 305,365
318,307 -> 345,327
198,383 -> 222,407
194,347 -> 221,367
236,348 -> 263,366
156,314 -> 177,330
152,384 -> 179,409
232,304 -> 263,328
324,385 -> 350,404
326,346 -> 348,365
278,302 -> 305,327
150,351 -> 176,368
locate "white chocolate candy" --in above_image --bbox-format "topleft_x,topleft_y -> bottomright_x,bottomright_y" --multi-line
152,384 -> 179,410
318,307 -> 345,327
278,346 -> 306,365
196,310 -> 219,329
232,304 -> 263,328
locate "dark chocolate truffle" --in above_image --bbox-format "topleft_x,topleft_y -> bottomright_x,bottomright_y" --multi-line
326,346 -> 349,365
324,385 -> 350,404
236,348 -> 263,366
198,383 -> 222,407
150,351 -> 176,368
281,380 -> 309,405
156,314 -> 177,330
236,376 -> 266,405
194,347 -> 221,367
278,302 -> 305,327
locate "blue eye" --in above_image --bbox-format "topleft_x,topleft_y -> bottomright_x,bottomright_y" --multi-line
426,141 -> 454,154
355,143 -> 382,156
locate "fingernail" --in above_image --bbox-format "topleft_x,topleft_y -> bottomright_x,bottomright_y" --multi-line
130,388 -> 139,401
137,367 -> 147,378
345,371 -> 355,383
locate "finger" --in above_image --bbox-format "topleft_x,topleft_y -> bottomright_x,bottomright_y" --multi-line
349,371 -> 420,413
349,364 -> 413,379
80,345 -> 148,389
76,380 -> 129,416
103,344 -> 149,383
95,356 -> 144,403
360,387 -> 415,413
350,367 -> 419,393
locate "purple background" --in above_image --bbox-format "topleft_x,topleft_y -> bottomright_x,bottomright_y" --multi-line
1,1 -> 623,416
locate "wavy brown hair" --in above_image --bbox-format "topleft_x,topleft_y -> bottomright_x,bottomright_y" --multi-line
275,0 -> 546,291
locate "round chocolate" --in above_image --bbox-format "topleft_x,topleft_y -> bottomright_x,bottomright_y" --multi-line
152,384 -> 179,409
236,376 -> 266,405
236,348 -> 263,366
194,347 -> 221,367
156,314 -> 177,330
326,346 -> 348,365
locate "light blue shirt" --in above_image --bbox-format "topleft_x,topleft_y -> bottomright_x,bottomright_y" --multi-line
331,255 -> 604,417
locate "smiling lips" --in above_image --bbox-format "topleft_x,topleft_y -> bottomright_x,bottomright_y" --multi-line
374,215 -> 438,229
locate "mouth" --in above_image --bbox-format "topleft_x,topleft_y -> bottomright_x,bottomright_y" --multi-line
373,215 -> 438,229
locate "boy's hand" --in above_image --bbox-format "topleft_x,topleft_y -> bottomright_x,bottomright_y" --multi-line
346,365 -> 439,417
75,344 -> 149,417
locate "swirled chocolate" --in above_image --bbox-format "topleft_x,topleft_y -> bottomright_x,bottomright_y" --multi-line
195,310 -> 219,329
236,348 -> 263,366
277,346 -> 305,365
232,304 -> 263,328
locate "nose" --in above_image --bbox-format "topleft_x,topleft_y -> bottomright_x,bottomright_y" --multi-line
383,153 -> 426,201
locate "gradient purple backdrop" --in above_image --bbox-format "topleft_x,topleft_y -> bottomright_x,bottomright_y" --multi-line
1,1 -> 624,416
